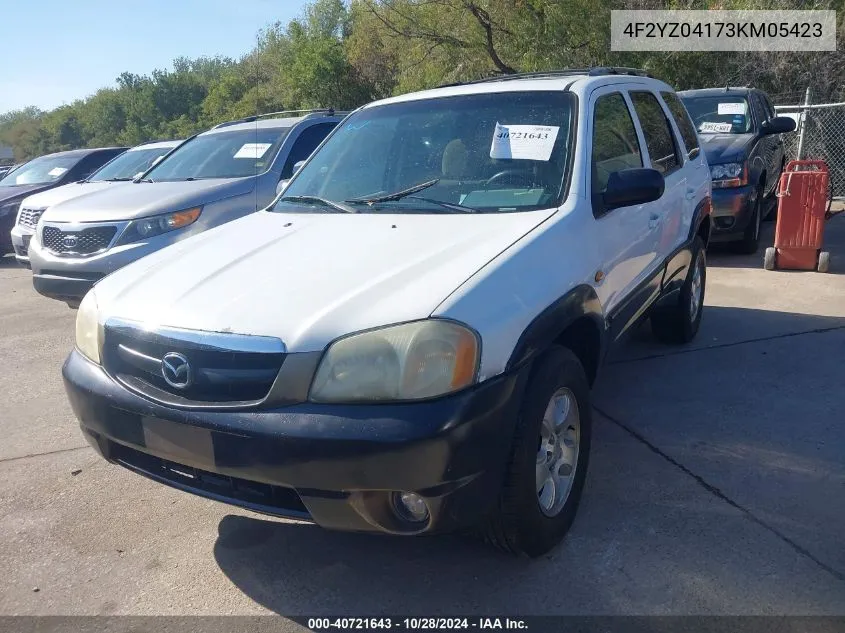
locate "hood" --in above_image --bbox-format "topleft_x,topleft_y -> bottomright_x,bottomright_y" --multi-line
0,183 -> 52,205
20,181 -> 119,210
94,209 -> 554,352
40,177 -> 254,222
699,133 -> 754,165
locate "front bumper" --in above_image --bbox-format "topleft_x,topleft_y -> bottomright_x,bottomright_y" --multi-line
29,231 -> 178,302
709,184 -> 754,242
63,350 -> 529,534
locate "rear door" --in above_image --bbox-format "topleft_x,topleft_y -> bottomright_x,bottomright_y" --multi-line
661,90 -> 710,248
588,86 -> 662,339
628,90 -> 686,268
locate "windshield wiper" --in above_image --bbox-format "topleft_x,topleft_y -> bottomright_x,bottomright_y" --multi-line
400,196 -> 478,213
134,177 -> 155,183
278,195 -> 358,214
346,179 -> 440,204
101,177 -> 133,182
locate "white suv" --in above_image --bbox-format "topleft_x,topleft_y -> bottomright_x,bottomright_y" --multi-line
63,68 -> 712,556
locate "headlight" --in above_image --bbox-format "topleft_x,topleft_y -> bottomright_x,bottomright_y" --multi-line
710,162 -> 747,188
310,320 -> 480,403
75,290 -> 102,364
115,206 -> 201,245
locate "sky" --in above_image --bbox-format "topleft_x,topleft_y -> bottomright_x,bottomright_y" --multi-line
0,0 -> 309,114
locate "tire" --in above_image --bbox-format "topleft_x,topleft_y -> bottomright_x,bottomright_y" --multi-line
818,251 -> 830,273
651,236 -> 706,345
733,187 -> 763,254
482,346 -> 591,557
764,247 -> 777,271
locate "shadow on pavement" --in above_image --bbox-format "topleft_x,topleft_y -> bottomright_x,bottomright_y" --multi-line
212,308 -> 845,615
614,303 -> 845,363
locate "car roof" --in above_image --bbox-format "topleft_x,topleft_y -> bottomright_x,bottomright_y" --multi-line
36,147 -> 129,159
678,87 -> 757,98
201,117 -> 305,135
363,68 -> 673,108
129,140 -> 182,150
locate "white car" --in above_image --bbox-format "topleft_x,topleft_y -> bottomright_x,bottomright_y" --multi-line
63,68 -> 712,556
11,140 -> 181,265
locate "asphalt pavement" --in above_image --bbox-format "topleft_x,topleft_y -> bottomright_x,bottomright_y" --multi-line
1,216 -> 844,618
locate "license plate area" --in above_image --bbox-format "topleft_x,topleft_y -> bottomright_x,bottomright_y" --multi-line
141,416 -> 215,471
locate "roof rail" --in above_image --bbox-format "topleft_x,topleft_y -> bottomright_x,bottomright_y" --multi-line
437,67 -> 653,88
588,67 -> 652,77
212,108 -> 341,129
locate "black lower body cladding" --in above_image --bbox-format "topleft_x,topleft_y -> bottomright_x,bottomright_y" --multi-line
63,350 -> 530,534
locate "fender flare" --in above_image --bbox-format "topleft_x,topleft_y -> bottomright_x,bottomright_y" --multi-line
688,195 -> 713,244
506,284 -> 607,375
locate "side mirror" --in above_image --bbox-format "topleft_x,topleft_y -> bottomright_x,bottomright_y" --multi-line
602,168 -> 665,211
761,116 -> 797,135
276,179 -> 290,195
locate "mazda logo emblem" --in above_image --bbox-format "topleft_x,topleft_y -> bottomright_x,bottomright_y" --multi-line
62,235 -> 79,248
161,352 -> 192,389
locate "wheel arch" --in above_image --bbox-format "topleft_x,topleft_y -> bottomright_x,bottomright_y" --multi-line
506,285 -> 606,386
689,195 -> 712,248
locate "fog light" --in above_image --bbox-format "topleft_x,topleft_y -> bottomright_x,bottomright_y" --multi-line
392,491 -> 429,523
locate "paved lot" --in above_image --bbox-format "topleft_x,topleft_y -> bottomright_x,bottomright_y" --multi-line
1,217 -> 844,619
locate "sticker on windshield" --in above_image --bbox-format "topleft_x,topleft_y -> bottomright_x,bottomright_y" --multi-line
48,167 -> 68,177
490,123 -> 559,161
700,122 -> 733,133
717,102 -> 747,115
234,143 -> 273,159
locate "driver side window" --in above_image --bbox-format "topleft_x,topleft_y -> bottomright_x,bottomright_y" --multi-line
591,92 -> 643,214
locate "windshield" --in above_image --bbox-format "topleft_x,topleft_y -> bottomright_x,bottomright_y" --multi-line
680,95 -> 752,135
0,154 -> 79,186
275,91 -> 575,214
144,127 -> 289,181
90,146 -> 175,182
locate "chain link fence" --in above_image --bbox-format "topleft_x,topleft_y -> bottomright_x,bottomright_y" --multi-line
775,95 -> 845,200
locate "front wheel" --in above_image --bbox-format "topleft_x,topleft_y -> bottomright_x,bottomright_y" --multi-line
651,236 -> 706,344
482,346 -> 591,557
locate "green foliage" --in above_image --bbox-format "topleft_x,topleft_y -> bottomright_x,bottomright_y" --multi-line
2,0 -> 843,161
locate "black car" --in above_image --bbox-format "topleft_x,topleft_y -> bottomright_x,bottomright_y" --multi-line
679,87 -> 796,253
0,147 -> 128,255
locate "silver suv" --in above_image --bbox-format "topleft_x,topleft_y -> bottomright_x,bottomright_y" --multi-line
29,111 -> 344,306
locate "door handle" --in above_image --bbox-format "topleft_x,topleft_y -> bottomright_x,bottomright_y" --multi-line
648,214 -> 660,229
685,188 -> 697,200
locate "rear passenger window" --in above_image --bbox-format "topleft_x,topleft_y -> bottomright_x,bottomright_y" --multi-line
661,92 -> 700,159
591,93 -> 643,205
630,91 -> 681,176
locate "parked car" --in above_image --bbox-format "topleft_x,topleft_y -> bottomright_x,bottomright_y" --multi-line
63,68 -> 712,556
29,111 -> 343,304
11,140 -> 182,265
679,87 -> 796,253
0,147 -> 128,256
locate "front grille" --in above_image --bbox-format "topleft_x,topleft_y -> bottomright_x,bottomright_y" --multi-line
102,322 -> 286,406
110,442 -> 310,519
17,208 -> 43,230
42,225 -> 117,256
